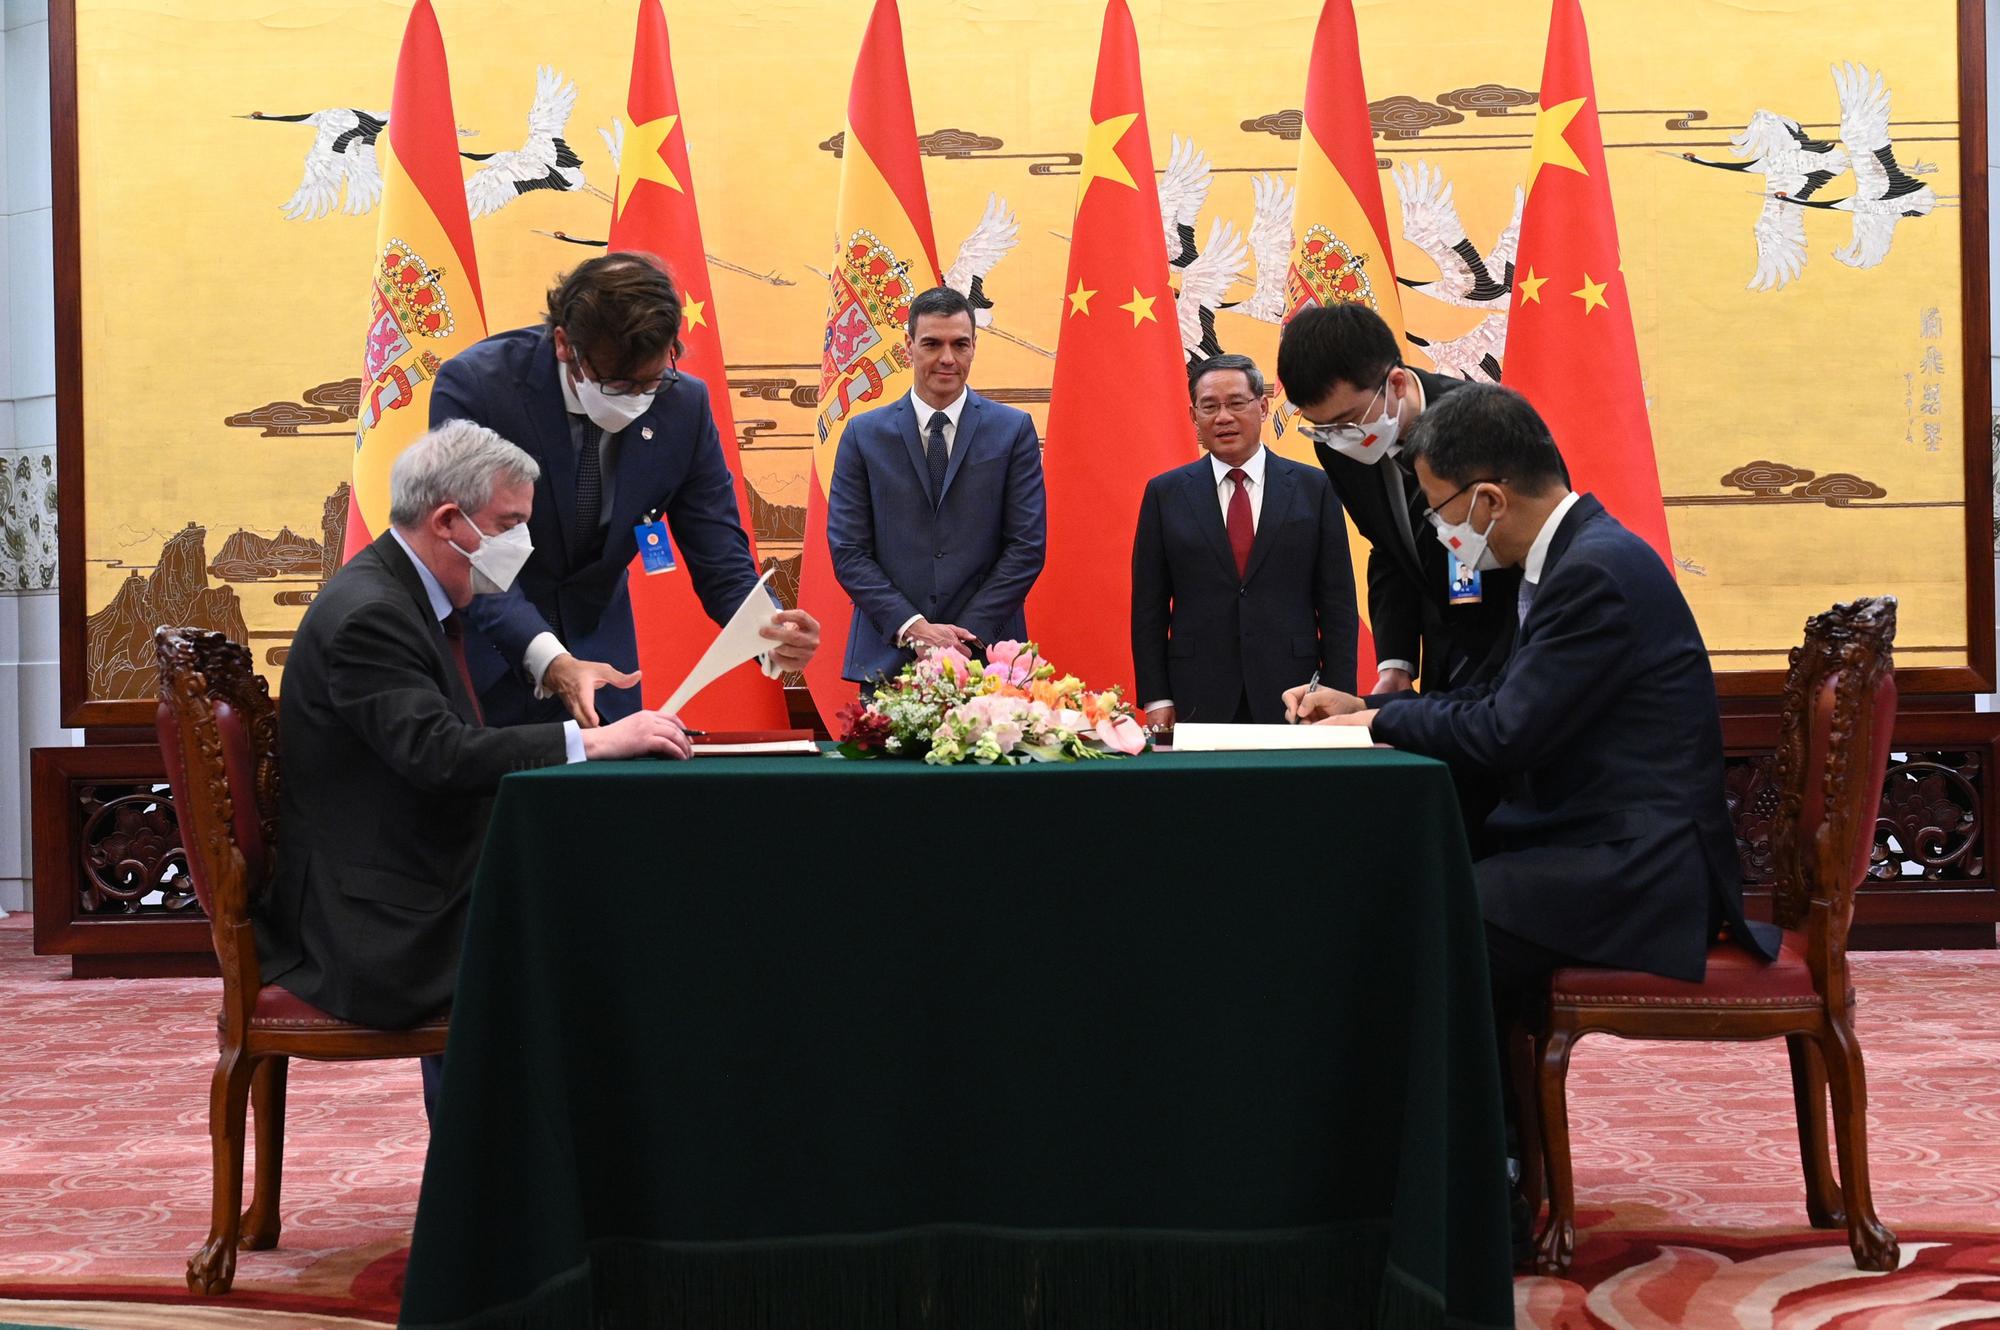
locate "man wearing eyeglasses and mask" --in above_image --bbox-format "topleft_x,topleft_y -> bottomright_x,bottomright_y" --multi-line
430,252 -> 818,728
1276,303 -> 1525,700
1130,353 -> 1355,727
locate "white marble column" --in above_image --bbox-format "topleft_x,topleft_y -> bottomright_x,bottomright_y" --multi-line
0,0 -> 79,917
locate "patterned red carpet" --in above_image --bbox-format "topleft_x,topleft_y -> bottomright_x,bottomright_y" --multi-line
1,913 -> 1996,1328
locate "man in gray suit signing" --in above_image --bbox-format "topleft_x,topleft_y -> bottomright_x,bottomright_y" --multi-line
827,286 -> 1046,680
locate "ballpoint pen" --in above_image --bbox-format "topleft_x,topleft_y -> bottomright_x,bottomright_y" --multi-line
1293,669 -> 1321,724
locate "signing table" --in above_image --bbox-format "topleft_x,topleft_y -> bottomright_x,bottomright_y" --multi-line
399,749 -> 1513,1330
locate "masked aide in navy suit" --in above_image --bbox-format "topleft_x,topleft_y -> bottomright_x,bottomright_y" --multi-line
253,423 -> 694,1110
1287,384 -> 1779,1002
429,254 -> 819,729
1130,353 -> 1357,726
827,286 -> 1046,680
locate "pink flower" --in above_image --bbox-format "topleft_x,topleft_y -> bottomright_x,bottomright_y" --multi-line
1095,714 -> 1147,755
982,639 -> 1038,686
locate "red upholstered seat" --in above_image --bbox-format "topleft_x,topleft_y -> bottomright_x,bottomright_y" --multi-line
231,984 -> 449,1034
1552,931 -> 1817,1004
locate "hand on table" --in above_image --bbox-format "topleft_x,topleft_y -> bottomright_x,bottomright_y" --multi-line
580,710 -> 693,761
1282,682 -> 1363,724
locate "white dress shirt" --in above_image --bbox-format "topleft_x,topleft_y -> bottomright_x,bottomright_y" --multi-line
389,529 -> 583,763
897,387 -> 973,644
1521,490 -> 1582,589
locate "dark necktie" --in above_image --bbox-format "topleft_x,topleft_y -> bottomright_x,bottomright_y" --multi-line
440,610 -> 485,726
1518,577 -> 1537,627
926,410 -> 950,506
1225,467 -> 1253,580
573,424 -> 604,549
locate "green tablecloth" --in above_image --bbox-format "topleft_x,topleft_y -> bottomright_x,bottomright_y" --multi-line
399,749 -> 1513,1330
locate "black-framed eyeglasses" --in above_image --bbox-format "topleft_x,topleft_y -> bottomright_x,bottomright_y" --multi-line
581,353 -> 680,398
1294,372 -> 1394,446
1420,477 -> 1505,529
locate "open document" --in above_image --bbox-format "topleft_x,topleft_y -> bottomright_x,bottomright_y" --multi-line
658,569 -> 782,718
1170,722 -> 1374,752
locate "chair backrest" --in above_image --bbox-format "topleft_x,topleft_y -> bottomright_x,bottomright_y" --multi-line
154,627 -> 282,1008
1767,597 -> 1897,950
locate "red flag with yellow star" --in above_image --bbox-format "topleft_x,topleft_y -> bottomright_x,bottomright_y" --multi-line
1027,0 -> 1197,694
797,0 -> 942,729
609,0 -> 789,729
347,0 -> 485,557
1503,0 -> 1674,565
1280,0 -> 1407,684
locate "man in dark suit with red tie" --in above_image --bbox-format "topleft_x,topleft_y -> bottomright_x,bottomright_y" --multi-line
256,422 -> 691,1108
1130,353 -> 1357,726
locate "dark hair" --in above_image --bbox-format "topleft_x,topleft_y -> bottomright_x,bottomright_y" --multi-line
1402,383 -> 1568,496
544,251 -> 683,380
1189,352 -> 1265,401
1275,303 -> 1399,409
906,285 -> 975,336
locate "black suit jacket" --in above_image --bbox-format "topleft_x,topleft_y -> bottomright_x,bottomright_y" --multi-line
1312,369 -> 1518,691
1130,451 -> 1358,723
1371,496 -> 1775,981
254,534 -> 567,1029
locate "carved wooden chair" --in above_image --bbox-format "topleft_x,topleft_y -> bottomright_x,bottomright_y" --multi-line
154,627 -> 448,1295
1522,597 -> 1900,1275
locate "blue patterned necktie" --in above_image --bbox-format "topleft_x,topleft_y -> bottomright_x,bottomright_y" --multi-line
926,410 -> 949,506
573,424 -> 604,548
1518,577 -> 1537,627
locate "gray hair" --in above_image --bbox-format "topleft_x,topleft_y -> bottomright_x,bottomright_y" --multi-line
388,420 -> 541,527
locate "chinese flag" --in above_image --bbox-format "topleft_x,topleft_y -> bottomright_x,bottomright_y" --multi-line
1027,0 -> 1196,695
611,0 -> 788,728
1281,0 -> 1412,685
1502,0 -> 1674,566
348,0 -> 485,557
797,0 -> 942,730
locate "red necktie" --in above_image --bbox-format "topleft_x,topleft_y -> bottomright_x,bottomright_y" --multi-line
440,611 -> 486,726
1225,467 -> 1253,580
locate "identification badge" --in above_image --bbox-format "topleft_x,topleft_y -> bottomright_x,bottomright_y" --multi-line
635,520 -> 677,574
1447,560 -> 1482,605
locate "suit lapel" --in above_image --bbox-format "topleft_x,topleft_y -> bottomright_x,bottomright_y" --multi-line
937,393 -> 981,504
372,534 -> 477,722
894,397 -> 931,501
1241,457 -> 1295,585
524,330 -> 581,565
1177,460 -> 1238,581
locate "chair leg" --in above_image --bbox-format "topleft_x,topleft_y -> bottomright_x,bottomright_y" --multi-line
1508,1021 -> 1545,1222
1533,1025 -> 1579,1275
187,1051 -> 256,1295
1785,1033 -> 1844,1229
1819,1017 -> 1899,1271
240,1057 -> 288,1250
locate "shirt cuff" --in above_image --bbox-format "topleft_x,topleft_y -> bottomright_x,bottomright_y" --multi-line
524,632 -> 568,698
1143,700 -> 1174,714
562,720 -> 586,764
1375,659 -> 1416,678
896,614 -> 923,645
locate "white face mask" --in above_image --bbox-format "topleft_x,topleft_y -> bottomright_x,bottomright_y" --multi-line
1430,485 -> 1504,574
572,373 -> 655,433
451,517 -> 534,596
1306,375 -> 1402,465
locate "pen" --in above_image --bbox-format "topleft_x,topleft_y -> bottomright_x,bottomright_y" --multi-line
1292,670 -> 1321,725
681,729 -> 706,737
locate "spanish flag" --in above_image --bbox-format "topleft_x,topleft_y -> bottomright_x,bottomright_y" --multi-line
1279,0 -> 1405,685
1503,0 -> 1674,567
797,0 -> 942,730
1026,0 -> 1196,696
611,0 -> 789,729
347,0 -> 485,557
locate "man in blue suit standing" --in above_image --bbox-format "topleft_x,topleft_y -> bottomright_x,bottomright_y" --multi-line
827,286 -> 1046,682
429,253 -> 819,727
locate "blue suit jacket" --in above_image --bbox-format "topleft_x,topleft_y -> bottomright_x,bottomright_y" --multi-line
1130,452 -> 1357,723
1371,495 -> 1778,981
827,391 -> 1046,682
429,325 -> 760,725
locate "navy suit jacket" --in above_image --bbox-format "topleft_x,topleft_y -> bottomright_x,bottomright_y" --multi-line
429,325 -> 761,725
1130,451 -> 1357,722
827,390 -> 1046,682
1371,496 -> 1776,981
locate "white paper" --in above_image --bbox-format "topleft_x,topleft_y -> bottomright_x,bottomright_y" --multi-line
691,739 -> 820,756
658,569 -> 780,717
1170,722 -> 1373,751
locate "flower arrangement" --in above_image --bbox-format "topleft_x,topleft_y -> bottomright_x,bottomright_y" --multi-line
835,640 -> 1149,765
